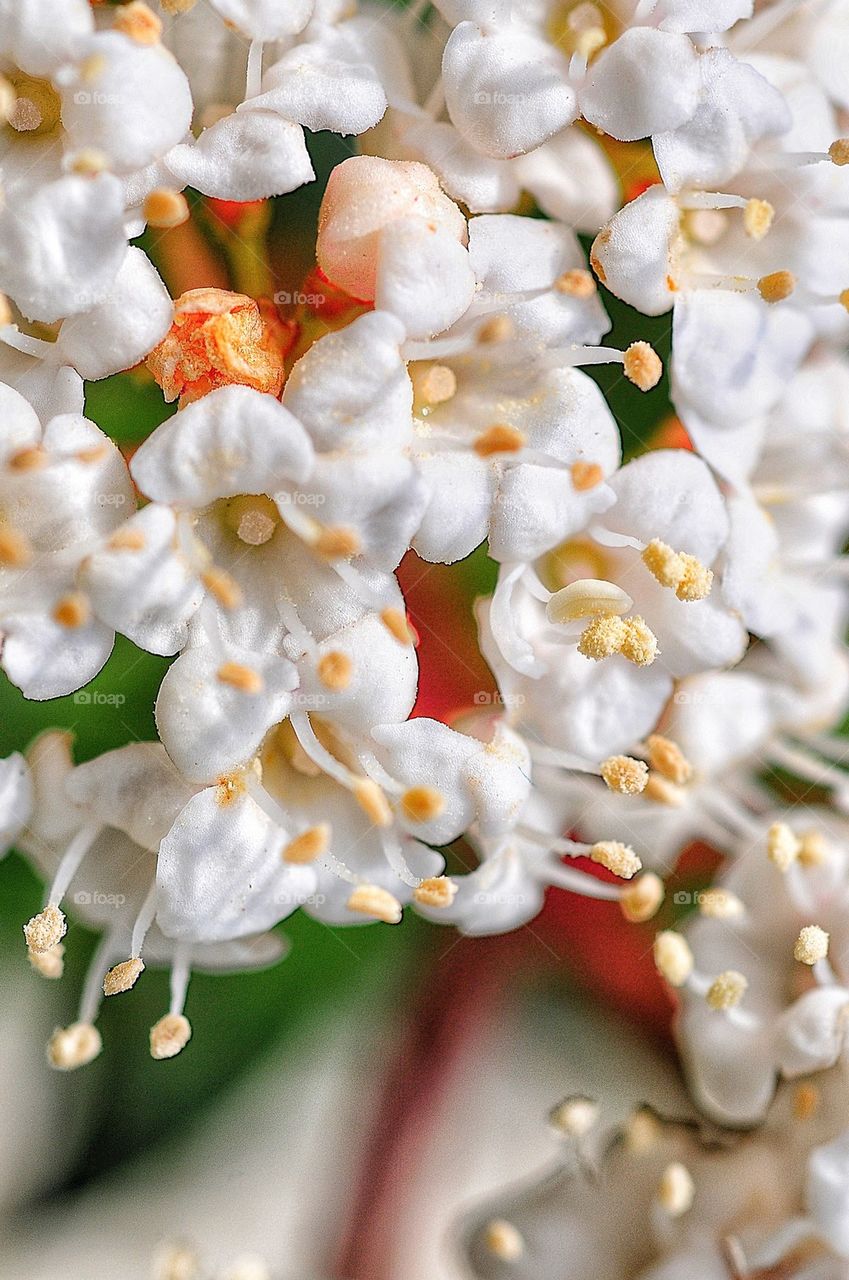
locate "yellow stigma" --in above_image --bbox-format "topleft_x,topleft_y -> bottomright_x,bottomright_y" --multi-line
150,1013 -> 192,1060
554,268 -> 597,298
620,872 -> 665,923
658,1163 -> 694,1217
758,270 -> 796,304
482,1219 -> 524,1262
794,925 -> 829,966
103,957 -> 145,997
24,904 -> 66,954
646,734 -> 692,785
473,424 -> 527,457
283,823 -> 330,865
642,540 -> 713,601
216,662 -> 264,695
401,785 -> 446,823
413,876 -> 458,909
410,363 -> 457,408
654,930 -> 693,987
706,970 -> 748,1011
600,755 -> 649,795
224,494 -> 280,547
590,840 -> 641,879
623,342 -> 662,392
47,1023 -> 102,1071
144,188 -> 190,229
346,884 -> 403,924
743,198 -> 774,241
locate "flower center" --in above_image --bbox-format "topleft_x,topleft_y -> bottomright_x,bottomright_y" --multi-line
222,494 -> 280,546
548,1 -> 612,60
5,72 -> 62,138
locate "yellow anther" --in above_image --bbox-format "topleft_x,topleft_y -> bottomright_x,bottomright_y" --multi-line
401,785 -> 446,823
548,578 -> 632,624
53,592 -> 90,629
144,188 -> 190,229
624,1106 -> 661,1154
698,888 -> 743,919
482,1219 -> 524,1262
706,970 -> 748,1011
570,460 -> 604,491
799,830 -> 828,866
473,424 -> 527,457
620,616 -> 658,666
623,342 -> 662,392
644,772 -> 686,807
554,268 -> 597,298
150,1013 -> 192,1060
346,883 -> 403,924
646,734 -> 692,785
549,1095 -> 599,1137
29,942 -> 64,979
620,872 -> 664,923
643,540 -> 712,601
413,876 -> 458,909
24,904 -> 66,954
353,778 -> 393,827
600,755 -> 649,795
103,957 -> 145,996
0,525 -> 31,567
283,823 -> 331,864
70,148 -> 108,176
114,1 -> 163,43
380,607 -> 415,645
743,198 -> 774,241
794,925 -> 829,966
793,1082 -> 821,1121
314,525 -> 361,560
676,553 -> 713,601
47,1022 -> 102,1071
577,614 -> 628,661
590,840 -> 641,879
829,138 -> 849,166
216,662 -> 264,695
476,315 -> 515,344
840,288 -> 849,313
658,1163 -> 694,1217
9,445 -> 47,471
316,650 -> 353,691
654,930 -> 693,987
107,527 -> 146,552
758,270 -> 796,304
202,567 -> 243,609
767,821 -> 800,871
152,1242 -> 201,1280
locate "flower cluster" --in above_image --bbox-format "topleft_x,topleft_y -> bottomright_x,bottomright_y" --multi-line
0,0 -> 847,1149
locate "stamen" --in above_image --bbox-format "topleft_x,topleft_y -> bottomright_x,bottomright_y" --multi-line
401,785 -> 446,822
657,1163 -> 694,1217
620,872 -> 664,922
476,316 -> 515,345
570,461 -> 604,491
107,527 -> 146,552
413,876 -> 457,908
316,650 -> 353,691
473,424 -> 527,457
554,269 -> 597,298
767,821 -> 800,871
380,607 -> 415,645
0,525 -> 32,566
758,270 -> 796,304
282,824 -> 330,864
646,734 -> 692,785
143,189 -> 190,229
793,1082 -> 821,1121
114,1 -> 163,43
654,930 -> 694,987
698,888 -> 743,920
314,525 -> 361,560
346,884 -> 403,924
706,970 -> 748,1011
152,1243 -> 201,1280
577,614 -> 627,660
353,778 -> 393,827
625,1106 -> 660,1153
621,617 -> 658,666
70,149 -> 107,176
482,1220 -> 524,1262
547,578 -> 632,624
24,904 -> 66,954
201,567 -> 243,609
9,445 -> 47,471
150,1013 -> 192,1060
678,193 -> 774,241
600,755 -> 649,795
30,943 -> 64,979
590,840 -> 641,878
53,592 -> 90,629
410,363 -> 457,407
217,662 -> 264,694
103,957 -> 145,996
794,925 -> 829,966
550,1095 -> 599,1137
47,1023 -> 102,1071
743,198 -> 774,241
622,342 -> 662,392
642,540 -> 713,601
644,773 -> 685,806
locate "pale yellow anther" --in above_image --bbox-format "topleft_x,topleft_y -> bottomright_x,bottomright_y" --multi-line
160,0 -> 199,12
840,288 -> 849,314
222,1257 -> 271,1280
658,1163 -> 694,1217
0,293 -> 11,326
758,270 -> 796,304
620,872 -> 665,923
675,553 -> 713,601
48,1022 -> 102,1071
152,1242 -> 201,1280
473,424 -> 527,457
767,821 -> 801,871
600,755 -> 649,796
590,840 -> 641,879
413,875 -> 458,909
201,567 -> 242,609
646,734 -> 693,785
570,460 -> 604,492
9,445 -> 47,471
70,148 -> 108,176
799,830 -> 828,866
102,957 -> 144,997
654,930 -> 693,987
477,315 -> 515,344
217,662 -> 264,695
401,785 -> 446,823
623,342 -> 662,392
53,592 -> 90,629
547,578 -> 632,624
698,888 -> 743,920
107,527 -> 147,552
795,924 -> 829,966
353,778 -> 393,827
150,1013 -> 192,1060
114,1 -> 162,43
380,607 -> 415,646
80,53 -> 107,84
554,268 -> 597,298
577,614 -> 628,661
793,1082 -> 821,1121
29,941 -> 64,979
317,650 -> 353,691
314,525 -> 361,560
644,772 -> 686,807
829,138 -> 849,166
144,188 -> 190,229
620,616 -> 658,666
483,1219 -> 524,1262
706,970 -> 748,1011
642,540 -> 712,601
346,883 -> 403,924
410,363 -> 457,406
24,904 -> 66,954
549,1096 -> 599,1137
0,525 -> 32,567
743,198 -> 774,241
0,76 -> 14,124
625,1106 -> 661,1154
283,823 -> 330,865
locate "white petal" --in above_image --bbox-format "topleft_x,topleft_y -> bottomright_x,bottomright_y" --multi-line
581,28 -> 701,142
656,0 -> 753,32
590,186 -> 678,316
401,117 -> 521,214
0,347 -> 83,422
374,217 -> 476,338
56,248 -> 173,382
443,21 -> 577,158
1,611 -> 114,701
808,1131 -> 849,1255
131,385 -> 314,507
412,448 -> 494,564
295,611 -> 418,733
0,752 -> 31,853
165,110 -> 314,201
249,30 -> 387,134
774,988 -> 849,1079
209,0 -> 313,39
513,126 -> 619,233
0,0 -> 93,77
66,742 -> 195,850
0,382 -> 41,461
606,449 -> 729,562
